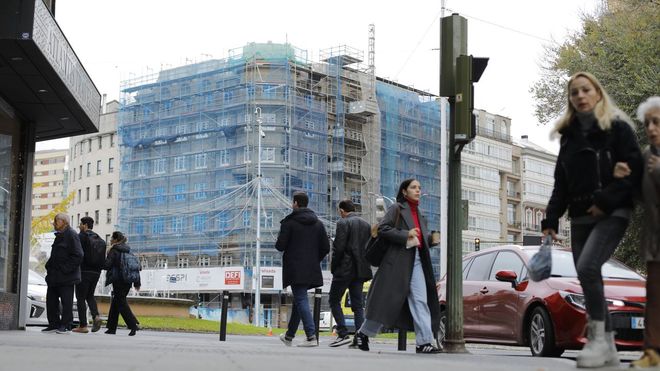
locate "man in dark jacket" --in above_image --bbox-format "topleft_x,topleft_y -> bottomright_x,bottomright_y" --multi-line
328,199 -> 372,347
275,192 -> 329,347
72,217 -> 104,333
43,213 -> 83,334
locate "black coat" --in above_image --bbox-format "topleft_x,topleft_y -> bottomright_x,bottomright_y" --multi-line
331,213 -> 373,282
275,207 -> 330,289
542,117 -> 643,231
104,243 -> 141,288
45,226 -> 83,287
364,201 -> 440,332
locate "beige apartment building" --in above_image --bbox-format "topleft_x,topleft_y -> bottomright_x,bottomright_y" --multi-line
68,100 -> 120,245
31,150 -> 68,221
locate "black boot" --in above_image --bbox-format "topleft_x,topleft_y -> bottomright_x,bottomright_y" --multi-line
128,328 -> 137,336
356,331 -> 369,351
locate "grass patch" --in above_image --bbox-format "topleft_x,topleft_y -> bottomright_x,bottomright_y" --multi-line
116,316 -> 409,339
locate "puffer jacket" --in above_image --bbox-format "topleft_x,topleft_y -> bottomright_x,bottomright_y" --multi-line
542,116 -> 643,232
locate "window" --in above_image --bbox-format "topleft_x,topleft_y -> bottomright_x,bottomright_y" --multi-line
152,217 -> 165,234
155,258 -> 168,269
261,211 -> 273,228
105,234 -> 111,245
488,251 -> 524,281
174,156 -> 186,172
304,152 -> 313,168
172,217 -> 183,233
465,253 -> 495,281
96,185 -> 100,200
177,257 -> 189,268
88,139 -> 92,152
154,159 -> 166,174
193,215 -> 207,232
108,158 -> 115,173
96,160 -> 102,175
243,211 -> 251,227
218,150 -> 229,166
106,209 -> 112,224
98,136 -> 102,150
154,186 -> 165,204
194,183 -> 207,199
198,256 -> 211,267
107,183 -> 113,199
79,165 -> 82,179
78,189 -> 81,204
86,163 -> 91,177
174,184 -> 186,201
217,212 -> 229,230
85,187 -> 90,201
73,167 -> 76,181
110,133 -> 115,147
220,255 -> 232,267
261,148 -> 275,163
243,146 -> 251,163
507,204 -> 516,225
176,124 -> 187,136
194,153 -> 207,169
94,210 -> 99,224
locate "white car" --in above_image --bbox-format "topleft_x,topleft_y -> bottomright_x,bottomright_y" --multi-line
26,270 -> 82,327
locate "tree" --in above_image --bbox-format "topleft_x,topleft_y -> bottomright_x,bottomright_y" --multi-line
530,0 -> 659,273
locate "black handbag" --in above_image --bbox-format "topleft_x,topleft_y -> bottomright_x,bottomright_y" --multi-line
364,205 -> 401,266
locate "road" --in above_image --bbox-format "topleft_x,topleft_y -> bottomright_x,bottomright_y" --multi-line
0,328 -> 641,371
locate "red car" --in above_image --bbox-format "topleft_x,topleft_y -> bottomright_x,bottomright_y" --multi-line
436,245 -> 646,357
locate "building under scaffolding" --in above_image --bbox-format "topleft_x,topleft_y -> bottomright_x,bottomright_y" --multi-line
117,42 -> 444,301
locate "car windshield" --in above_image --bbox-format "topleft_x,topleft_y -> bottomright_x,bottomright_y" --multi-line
28,270 -> 47,286
523,249 -> 643,280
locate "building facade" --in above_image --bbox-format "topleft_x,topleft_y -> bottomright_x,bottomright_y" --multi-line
117,43 -> 443,319
31,149 -> 67,221
68,100 -> 120,245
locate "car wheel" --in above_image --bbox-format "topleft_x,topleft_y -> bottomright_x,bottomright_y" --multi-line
528,307 -> 560,357
436,310 -> 447,348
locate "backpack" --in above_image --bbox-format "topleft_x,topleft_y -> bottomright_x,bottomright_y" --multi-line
84,231 -> 107,270
120,251 -> 142,284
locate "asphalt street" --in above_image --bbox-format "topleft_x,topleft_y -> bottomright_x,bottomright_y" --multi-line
0,327 -> 642,371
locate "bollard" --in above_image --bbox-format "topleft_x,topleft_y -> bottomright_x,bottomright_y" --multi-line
398,328 -> 407,351
313,288 -> 322,341
219,290 -> 229,341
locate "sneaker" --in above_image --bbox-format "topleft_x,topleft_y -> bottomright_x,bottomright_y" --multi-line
91,316 -> 102,333
355,331 -> 369,351
416,343 -> 442,354
72,326 -> 89,334
630,349 -> 660,369
328,335 -> 352,347
279,333 -> 292,347
41,326 -> 57,333
55,327 -> 70,334
297,336 -> 318,347
128,328 -> 137,336
104,329 -> 116,335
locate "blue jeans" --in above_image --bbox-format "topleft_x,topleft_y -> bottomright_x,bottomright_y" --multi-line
571,216 -> 629,331
286,285 -> 316,339
329,279 -> 364,337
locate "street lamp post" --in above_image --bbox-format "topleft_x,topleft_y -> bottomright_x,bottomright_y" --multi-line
254,107 -> 264,327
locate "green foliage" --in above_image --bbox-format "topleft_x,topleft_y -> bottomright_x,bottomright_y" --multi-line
531,0 -> 659,272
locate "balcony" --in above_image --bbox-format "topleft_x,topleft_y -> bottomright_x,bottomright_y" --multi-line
476,126 -> 512,143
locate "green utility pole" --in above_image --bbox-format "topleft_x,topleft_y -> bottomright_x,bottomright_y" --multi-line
440,13 -> 488,353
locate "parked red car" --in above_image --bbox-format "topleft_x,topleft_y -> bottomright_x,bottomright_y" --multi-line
436,245 -> 646,357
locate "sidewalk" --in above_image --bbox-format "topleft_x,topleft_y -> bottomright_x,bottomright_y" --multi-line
0,328 -> 639,371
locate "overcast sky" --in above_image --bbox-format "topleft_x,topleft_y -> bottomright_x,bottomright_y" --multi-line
37,0 -> 602,152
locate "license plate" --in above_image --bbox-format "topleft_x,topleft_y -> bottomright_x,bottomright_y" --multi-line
631,317 -> 645,329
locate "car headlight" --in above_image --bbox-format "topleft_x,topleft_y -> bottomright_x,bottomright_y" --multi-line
560,291 -> 625,309
559,291 -> 586,310
28,295 -> 47,303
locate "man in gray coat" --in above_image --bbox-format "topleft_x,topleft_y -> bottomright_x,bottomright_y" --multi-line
328,200 -> 372,347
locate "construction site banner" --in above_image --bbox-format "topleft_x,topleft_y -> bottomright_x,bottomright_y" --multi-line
139,267 -> 245,293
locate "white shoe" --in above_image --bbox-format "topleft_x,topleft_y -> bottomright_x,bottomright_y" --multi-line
576,320 -> 618,368
279,333 -> 292,347
297,337 -> 318,347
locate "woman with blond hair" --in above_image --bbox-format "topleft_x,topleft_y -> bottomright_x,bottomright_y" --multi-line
541,72 -> 642,368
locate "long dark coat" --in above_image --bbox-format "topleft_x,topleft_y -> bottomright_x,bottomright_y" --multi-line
275,207 -> 330,289
364,201 -> 440,333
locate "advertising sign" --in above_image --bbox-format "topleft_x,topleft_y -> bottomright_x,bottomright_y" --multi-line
139,267 -> 244,293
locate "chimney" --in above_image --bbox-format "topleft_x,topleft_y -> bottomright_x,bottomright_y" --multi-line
521,135 -> 529,142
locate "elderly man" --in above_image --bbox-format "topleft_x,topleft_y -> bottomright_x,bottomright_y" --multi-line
43,213 -> 83,334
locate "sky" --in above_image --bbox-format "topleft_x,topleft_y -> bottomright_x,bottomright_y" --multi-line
36,0 -> 603,153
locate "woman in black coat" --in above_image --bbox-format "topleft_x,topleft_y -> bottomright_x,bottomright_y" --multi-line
354,179 -> 441,354
103,231 -> 140,336
541,72 -> 642,368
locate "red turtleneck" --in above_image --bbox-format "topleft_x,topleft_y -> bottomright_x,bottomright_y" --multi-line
406,197 -> 423,249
